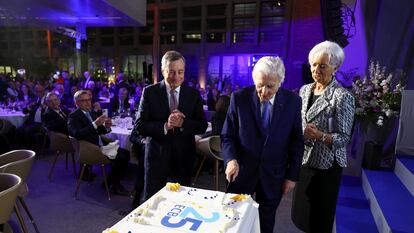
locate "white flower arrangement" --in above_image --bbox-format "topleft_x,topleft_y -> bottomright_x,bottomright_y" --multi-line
352,61 -> 405,126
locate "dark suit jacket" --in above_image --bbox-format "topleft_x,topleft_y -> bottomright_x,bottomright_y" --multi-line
42,108 -> 70,135
22,96 -> 46,125
108,98 -> 130,116
67,108 -> 110,145
221,86 -> 304,200
136,80 -> 207,167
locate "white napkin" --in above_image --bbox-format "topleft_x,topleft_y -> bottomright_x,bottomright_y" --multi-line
101,140 -> 120,159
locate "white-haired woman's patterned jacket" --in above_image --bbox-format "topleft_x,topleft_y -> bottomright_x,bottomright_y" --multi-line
299,78 -> 355,169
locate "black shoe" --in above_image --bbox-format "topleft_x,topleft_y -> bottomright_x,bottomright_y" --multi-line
109,184 -> 130,196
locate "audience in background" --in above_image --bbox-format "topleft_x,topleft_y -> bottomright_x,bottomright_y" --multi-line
207,87 -> 220,111
109,87 -> 130,116
83,71 -> 93,89
18,83 -> 35,104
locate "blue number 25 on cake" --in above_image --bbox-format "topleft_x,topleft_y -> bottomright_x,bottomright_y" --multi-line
161,204 -> 220,231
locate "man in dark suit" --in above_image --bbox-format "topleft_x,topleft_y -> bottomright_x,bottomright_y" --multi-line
17,84 -> 47,149
222,56 -> 304,233
136,51 -> 207,201
68,90 -> 130,195
42,92 -> 70,135
108,86 -> 130,116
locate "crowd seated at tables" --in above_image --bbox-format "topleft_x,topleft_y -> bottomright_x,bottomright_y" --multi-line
0,71 -> 239,124
0,70 -> 245,208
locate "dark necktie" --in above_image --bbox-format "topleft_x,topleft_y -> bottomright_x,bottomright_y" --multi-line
261,101 -> 271,131
169,89 -> 178,112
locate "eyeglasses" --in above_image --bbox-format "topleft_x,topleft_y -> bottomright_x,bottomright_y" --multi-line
78,98 -> 91,102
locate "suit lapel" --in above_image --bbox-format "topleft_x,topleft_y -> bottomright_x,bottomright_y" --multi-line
76,109 -> 93,126
269,90 -> 284,135
250,89 -> 266,136
159,80 -> 171,116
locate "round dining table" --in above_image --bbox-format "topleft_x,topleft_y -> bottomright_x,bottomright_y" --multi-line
0,109 -> 27,128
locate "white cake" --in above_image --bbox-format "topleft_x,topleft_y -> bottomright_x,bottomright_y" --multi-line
104,184 -> 259,233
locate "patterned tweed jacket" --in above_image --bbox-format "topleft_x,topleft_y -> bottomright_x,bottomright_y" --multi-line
299,78 -> 355,169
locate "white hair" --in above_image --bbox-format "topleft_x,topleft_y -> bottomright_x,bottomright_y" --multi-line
252,56 -> 285,83
308,41 -> 345,69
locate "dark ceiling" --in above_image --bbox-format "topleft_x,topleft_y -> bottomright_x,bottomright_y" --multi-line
0,0 -> 146,27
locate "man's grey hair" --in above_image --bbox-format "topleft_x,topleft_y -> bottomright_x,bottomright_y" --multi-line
45,92 -> 58,103
161,51 -> 186,71
73,90 -> 89,102
308,41 -> 345,69
252,56 -> 285,83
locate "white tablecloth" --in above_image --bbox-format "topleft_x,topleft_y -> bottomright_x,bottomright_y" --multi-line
106,126 -> 132,150
0,110 -> 27,128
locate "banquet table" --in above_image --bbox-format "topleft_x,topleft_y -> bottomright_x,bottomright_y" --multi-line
0,109 -> 27,128
106,126 -> 132,150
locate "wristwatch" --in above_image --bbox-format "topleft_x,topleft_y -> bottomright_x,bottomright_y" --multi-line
321,132 -> 327,143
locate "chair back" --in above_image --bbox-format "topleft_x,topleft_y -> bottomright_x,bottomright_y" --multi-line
0,150 -> 35,184
70,137 -> 110,165
197,136 -> 223,161
47,130 -> 74,153
0,173 -> 21,224
0,119 -> 15,135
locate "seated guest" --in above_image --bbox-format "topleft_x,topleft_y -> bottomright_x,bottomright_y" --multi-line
18,83 -> 35,104
199,95 -> 230,139
86,81 -> 99,101
99,84 -> 111,99
109,87 -> 130,116
83,71 -> 93,89
207,87 -> 220,111
42,92 -> 69,135
115,72 -> 131,94
6,81 -> 19,102
67,90 -> 130,195
61,86 -> 78,110
211,95 -> 230,136
17,84 -> 47,149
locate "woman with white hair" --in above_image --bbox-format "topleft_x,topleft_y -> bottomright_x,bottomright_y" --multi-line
292,41 -> 355,233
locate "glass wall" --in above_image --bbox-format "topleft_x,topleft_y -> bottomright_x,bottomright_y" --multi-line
207,54 -> 277,89
122,55 -> 153,81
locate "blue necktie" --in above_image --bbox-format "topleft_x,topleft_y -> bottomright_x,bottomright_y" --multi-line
85,111 -> 93,122
86,111 -> 103,146
261,101 -> 271,131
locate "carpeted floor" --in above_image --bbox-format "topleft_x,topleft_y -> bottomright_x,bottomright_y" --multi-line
8,151 -> 302,233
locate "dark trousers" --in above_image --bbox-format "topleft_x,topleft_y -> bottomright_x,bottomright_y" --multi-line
143,140 -> 195,201
292,162 -> 343,233
107,148 -> 130,187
